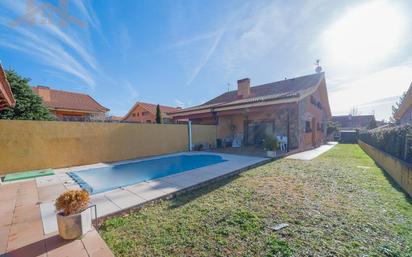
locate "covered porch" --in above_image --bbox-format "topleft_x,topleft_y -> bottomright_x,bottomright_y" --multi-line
188,103 -> 301,153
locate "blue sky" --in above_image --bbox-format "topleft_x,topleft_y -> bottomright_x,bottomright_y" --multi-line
0,0 -> 411,120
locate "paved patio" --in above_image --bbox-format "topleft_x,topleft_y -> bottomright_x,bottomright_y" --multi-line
0,180 -> 113,257
1,152 -> 267,257
286,142 -> 337,160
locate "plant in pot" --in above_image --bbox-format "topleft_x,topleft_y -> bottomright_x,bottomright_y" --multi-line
55,189 -> 92,240
263,136 -> 279,158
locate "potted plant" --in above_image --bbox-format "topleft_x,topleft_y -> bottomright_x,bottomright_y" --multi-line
55,189 -> 92,240
264,136 -> 279,158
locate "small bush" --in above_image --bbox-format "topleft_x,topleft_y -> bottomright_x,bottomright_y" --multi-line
55,189 -> 90,216
263,136 -> 279,151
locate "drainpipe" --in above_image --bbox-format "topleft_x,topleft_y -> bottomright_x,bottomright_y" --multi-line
188,120 -> 193,151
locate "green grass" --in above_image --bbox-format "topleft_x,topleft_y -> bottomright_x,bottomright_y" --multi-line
100,144 -> 412,257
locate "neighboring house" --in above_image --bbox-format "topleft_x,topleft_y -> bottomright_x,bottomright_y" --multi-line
122,102 -> 181,123
32,86 -> 109,121
171,72 -> 331,151
332,115 -> 375,130
0,64 -> 16,110
106,115 -> 123,122
394,82 -> 412,125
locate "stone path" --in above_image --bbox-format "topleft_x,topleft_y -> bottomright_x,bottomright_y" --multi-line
286,142 -> 337,161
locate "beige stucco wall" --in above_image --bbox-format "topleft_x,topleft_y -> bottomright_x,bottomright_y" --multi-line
0,120 -> 217,174
192,124 -> 217,147
358,140 -> 412,198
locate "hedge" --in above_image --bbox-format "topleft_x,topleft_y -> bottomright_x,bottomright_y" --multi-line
359,126 -> 412,163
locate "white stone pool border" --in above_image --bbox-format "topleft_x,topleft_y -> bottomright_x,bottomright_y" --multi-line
36,152 -> 268,235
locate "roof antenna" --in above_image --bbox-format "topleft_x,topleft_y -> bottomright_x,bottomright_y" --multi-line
315,59 -> 322,73
227,83 -> 231,92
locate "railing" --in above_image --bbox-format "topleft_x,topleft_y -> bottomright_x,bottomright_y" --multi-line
359,125 -> 412,163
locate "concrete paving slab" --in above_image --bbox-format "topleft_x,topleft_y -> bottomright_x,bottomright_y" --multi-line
287,142 -> 337,161
104,189 -> 146,210
36,175 -> 61,188
40,202 -> 57,235
90,194 -> 122,218
125,181 -> 170,201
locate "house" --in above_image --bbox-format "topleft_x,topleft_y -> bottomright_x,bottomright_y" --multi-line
332,115 -> 375,130
0,64 -> 16,110
170,72 -> 331,151
32,86 -> 109,121
122,102 -> 181,123
394,82 -> 412,125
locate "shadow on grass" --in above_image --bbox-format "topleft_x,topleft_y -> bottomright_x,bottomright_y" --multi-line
168,173 -> 241,209
373,161 -> 412,206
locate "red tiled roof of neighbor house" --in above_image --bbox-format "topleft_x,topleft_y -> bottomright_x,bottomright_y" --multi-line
123,102 -> 181,120
31,86 -> 109,113
171,72 -> 328,115
0,63 -> 16,110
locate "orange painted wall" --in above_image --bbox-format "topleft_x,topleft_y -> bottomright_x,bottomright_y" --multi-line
123,105 -> 156,123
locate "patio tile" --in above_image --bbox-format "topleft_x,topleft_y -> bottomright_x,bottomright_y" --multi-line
82,229 -> 114,257
40,202 -> 58,235
35,175 -> 61,188
7,221 -> 44,251
45,233 -> 88,257
158,172 -> 210,188
38,183 -> 66,203
125,181 -> 171,201
0,200 -> 15,227
90,194 -> 121,218
104,189 -> 146,210
0,226 -> 10,254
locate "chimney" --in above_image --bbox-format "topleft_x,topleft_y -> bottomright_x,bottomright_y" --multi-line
36,86 -> 51,102
237,78 -> 250,98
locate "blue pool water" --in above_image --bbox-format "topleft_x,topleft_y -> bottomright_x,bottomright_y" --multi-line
68,154 -> 226,194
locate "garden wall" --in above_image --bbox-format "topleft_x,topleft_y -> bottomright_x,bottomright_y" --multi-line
358,140 -> 412,198
0,120 -> 217,174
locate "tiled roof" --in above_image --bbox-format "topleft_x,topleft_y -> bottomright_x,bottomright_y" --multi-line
172,72 -> 324,114
332,115 -> 374,129
123,102 -> 181,120
32,86 -> 109,113
0,64 -> 16,110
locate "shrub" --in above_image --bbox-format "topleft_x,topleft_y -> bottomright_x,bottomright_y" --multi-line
55,189 -> 90,216
263,136 -> 279,151
359,126 -> 412,163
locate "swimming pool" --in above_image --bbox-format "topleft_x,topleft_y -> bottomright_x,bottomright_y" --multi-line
68,154 -> 227,194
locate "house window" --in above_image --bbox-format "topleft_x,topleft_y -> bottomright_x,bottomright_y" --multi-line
146,120 -> 152,123
132,113 -> 136,117
305,121 -> 311,133
142,111 -> 149,116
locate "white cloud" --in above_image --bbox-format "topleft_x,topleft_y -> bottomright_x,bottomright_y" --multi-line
329,63 -> 412,119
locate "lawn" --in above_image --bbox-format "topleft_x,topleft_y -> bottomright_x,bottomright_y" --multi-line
100,144 -> 412,257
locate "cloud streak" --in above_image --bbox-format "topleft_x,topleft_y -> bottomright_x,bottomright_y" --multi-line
0,0 -> 101,89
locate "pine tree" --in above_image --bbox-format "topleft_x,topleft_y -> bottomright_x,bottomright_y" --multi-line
155,104 -> 162,124
0,69 -> 54,120
367,117 -> 377,129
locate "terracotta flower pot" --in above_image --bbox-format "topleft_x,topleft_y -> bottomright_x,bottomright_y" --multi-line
56,208 -> 92,240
